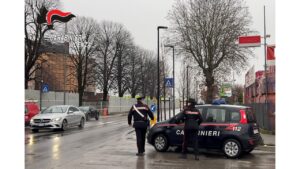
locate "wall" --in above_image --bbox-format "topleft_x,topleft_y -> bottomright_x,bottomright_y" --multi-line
25,89 -> 79,108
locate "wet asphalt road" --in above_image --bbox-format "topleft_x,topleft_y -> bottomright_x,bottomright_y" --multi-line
25,114 -> 275,169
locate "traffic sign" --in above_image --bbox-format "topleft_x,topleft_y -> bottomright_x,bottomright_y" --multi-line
150,104 -> 157,113
165,78 -> 174,88
42,84 -> 49,93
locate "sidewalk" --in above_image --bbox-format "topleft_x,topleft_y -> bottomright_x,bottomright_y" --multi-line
261,133 -> 275,146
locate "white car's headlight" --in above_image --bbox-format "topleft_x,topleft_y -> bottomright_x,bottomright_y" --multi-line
30,118 -> 34,123
51,117 -> 62,122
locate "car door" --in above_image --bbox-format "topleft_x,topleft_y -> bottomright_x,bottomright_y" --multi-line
73,107 -> 82,124
201,106 -> 227,148
196,107 -> 205,147
167,113 -> 185,146
66,107 -> 76,125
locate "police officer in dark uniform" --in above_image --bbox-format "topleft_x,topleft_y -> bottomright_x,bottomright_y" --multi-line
178,98 -> 203,160
128,96 -> 154,156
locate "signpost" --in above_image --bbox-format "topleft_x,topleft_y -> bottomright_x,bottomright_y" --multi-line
165,78 -> 174,88
238,35 -> 261,47
42,84 -> 49,93
220,83 -> 232,97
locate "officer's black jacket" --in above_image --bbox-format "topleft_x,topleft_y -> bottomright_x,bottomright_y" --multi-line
178,106 -> 203,130
128,102 -> 154,127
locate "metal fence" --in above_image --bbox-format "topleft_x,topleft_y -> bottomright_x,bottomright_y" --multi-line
245,103 -> 275,132
83,96 -> 157,115
25,89 -> 79,107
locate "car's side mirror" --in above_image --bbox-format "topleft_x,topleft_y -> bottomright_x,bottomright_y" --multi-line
68,110 -> 74,114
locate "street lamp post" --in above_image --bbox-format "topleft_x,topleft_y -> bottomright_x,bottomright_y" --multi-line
38,61 -> 45,109
157,26 -> 168,122
164,45 -> 175,116
186,66 -> 189,106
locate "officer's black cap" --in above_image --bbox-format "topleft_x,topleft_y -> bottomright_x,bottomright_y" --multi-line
188,98 -> 196,104
136,96 -> 145,100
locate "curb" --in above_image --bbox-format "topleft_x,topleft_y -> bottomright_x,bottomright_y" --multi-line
256,145 -> 275,152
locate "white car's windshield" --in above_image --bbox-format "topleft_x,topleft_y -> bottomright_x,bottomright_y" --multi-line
42,106 -> 68,114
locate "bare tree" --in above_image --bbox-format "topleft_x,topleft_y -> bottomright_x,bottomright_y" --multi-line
127,46 -> 141,98
25,0 -> 60,89
95,21 -> 128,101
230,84 -> 244,104
113,29 -> 134,97
168,0 -> 254,103
139,49 -> 157,98
68,16 -> 99,106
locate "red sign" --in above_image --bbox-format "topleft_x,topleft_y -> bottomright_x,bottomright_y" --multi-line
238,35 -> 261,47
267,45 -> 275,60
255,71 -> 264,79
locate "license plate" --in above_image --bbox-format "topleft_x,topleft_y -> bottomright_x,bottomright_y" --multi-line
38,123 -> 45,127
253,129 -> 259,134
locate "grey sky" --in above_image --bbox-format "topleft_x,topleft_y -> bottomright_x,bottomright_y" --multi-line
60,0 -> 275,87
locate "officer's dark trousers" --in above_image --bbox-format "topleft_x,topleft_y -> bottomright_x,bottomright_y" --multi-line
182,129 -> 199,156
135,127 -> 147,153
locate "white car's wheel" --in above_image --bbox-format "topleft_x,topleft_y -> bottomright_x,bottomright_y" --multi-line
223,139 -> 242,158
61,120 -> 68,131
79,118 -> 85,128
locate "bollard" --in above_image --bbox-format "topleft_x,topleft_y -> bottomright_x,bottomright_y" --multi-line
103,108 -> 108,116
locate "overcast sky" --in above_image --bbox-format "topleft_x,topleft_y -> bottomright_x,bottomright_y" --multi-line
60,0 -> 275,87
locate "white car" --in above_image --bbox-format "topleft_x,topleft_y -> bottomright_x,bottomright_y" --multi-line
30,105 -> 86,132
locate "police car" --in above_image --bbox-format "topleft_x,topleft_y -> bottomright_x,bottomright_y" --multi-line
147,102 -> 262,158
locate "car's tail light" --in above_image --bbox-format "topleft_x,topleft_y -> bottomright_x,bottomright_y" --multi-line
240,109 -> 248,124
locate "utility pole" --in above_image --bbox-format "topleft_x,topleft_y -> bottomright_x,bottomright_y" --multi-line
63,23 -> 68,105
157,26 -> 168,122
39,63 -> 43,109
164,45 -> 175,116
163,61 -> 166,121
186,66 -> 189,106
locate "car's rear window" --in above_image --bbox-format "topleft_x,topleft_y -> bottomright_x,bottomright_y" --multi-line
246,108 -> 256,123
229,111 -> 240,122
205,108 -> 226,123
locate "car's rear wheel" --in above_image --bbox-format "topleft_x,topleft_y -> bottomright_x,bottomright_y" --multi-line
31,129 -> 39,133
61,120 -> 68,131
223,139 -> 242,158
79,118 -> 85,128
153,134 -> 169,152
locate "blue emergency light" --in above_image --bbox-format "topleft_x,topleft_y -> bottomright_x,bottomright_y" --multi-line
212,99 -> 226,105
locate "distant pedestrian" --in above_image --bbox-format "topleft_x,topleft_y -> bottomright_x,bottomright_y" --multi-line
128,96 -> 154,156
178,98 -> 203,160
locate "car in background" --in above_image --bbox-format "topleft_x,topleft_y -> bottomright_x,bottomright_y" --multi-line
30,105 -> 86,132
25,101 -> 40,126
79,106 -> 100,121
147,103 -> 262,158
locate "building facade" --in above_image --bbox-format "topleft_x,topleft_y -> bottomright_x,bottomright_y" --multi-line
28,41 -> 96,93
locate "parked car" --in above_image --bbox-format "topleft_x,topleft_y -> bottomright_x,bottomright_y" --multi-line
79,106 -> 100,121
30,105 -> 86,132
25,101 -> 40,126
147,102 -> 262,158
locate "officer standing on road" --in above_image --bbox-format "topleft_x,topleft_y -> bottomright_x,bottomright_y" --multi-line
128,96 -> 154,156
178,98 -> 203,160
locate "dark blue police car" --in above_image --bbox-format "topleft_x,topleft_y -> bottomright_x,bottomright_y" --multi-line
147,103 -> 262,158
